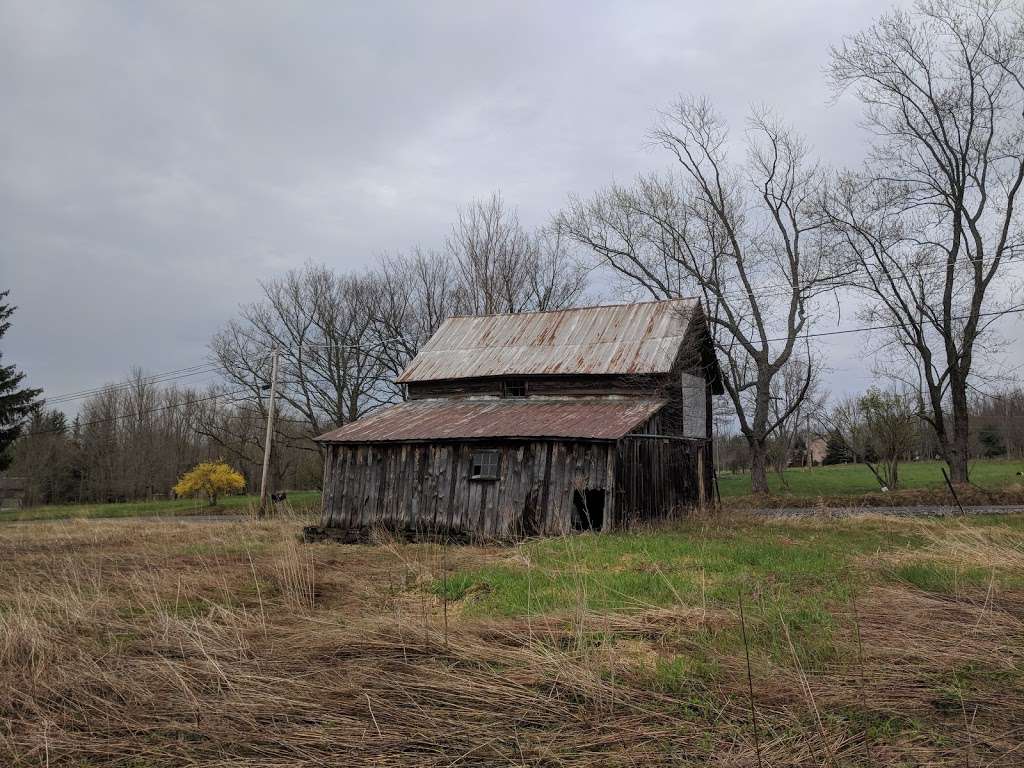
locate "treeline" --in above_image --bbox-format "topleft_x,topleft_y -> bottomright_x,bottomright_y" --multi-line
8,372 -> 323,506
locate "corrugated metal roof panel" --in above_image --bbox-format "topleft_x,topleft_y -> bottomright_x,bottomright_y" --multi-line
396,298 -> 699,383
315,398 -> 667,443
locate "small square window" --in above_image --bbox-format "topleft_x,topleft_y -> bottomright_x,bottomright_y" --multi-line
503,379 -> 527,398
470,450 -> 500,480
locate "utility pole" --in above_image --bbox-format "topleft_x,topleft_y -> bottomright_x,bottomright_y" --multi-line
805,413 -> 812,470
258,347 -> 280,516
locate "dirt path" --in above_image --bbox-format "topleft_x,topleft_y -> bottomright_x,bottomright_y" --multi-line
742,504 -> 1024,518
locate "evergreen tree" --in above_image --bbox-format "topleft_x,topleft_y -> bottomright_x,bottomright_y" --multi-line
0,291 -> 42,471
822,429 -> 851,465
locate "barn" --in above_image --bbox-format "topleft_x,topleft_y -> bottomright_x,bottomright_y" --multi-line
310,298 -> 723,541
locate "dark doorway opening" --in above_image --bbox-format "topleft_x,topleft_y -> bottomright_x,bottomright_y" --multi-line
572,489 -> 605,531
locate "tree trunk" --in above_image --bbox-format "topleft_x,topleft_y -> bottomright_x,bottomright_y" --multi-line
947,383 -> 971,484
749,438 -> 770,495
946,435 -> 970,485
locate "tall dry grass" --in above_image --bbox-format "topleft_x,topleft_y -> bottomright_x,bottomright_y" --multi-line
0,515 -> 1022,766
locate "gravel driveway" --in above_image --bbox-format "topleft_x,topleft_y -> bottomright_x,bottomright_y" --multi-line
739,504 -> 1024,518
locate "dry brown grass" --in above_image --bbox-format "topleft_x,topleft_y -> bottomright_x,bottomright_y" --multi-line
0,515 -> 1022,766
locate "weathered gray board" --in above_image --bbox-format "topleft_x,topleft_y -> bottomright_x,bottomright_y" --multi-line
612,437 -> 710,527
319,435 -> 710,539
320,440 -> 613,538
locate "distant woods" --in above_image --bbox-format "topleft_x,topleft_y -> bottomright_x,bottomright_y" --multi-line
11,371 -> 323,507
5,0 -> 1023,503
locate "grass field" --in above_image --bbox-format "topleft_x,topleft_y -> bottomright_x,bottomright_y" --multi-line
718,457 -> 1024,500
1,511 -> 1022,765
0,490 -> 322,523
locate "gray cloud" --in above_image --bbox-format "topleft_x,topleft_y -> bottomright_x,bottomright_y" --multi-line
2,0 -> 1020,405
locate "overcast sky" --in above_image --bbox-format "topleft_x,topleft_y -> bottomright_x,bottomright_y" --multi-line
2,0 -> 1021,407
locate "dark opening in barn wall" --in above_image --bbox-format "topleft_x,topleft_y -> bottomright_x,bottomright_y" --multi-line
572,489 -> 605,531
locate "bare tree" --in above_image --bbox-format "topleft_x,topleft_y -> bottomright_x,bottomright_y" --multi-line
825,388 -> 918,490
767,357 -> 827,484
364,248 -> 467,403
558,98 -> 839,493
450,193 -> 588,315
861,387 -> 919,490
825,0 -> 1024,483
211,264 -> 390,442
971,386 -> 1024,457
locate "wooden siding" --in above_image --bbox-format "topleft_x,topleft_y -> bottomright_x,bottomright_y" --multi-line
320,440 -> 615,539
612,436 -> 713,526
406,374 -> 664,400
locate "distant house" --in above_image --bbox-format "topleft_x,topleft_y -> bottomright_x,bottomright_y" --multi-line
805,436 -> 828,467
310,299 -> 724,541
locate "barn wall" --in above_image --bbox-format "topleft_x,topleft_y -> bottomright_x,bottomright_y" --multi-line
320,440 -> 615,538
405,374 -> 664,400
613,436 -> 713,525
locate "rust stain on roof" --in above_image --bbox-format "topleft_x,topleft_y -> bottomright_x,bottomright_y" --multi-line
315,398 -> 667,443
396,298 -> 700,383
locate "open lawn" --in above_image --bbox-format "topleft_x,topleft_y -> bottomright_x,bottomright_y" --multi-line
0,490 -> 322,522
718,457 -> 1024,502
1,511 -> 1022,765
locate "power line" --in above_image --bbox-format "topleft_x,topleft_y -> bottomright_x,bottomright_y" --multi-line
47,367 -> 223,405
640,252 -> 1024,309
46,362 -> 217,404
254,334 -> 411,352
32,302 -> 1023,413
967,381 -> 1024,402
40,246 -> 1024,405
23,388 -> 251,437
761,307 -> 1022,344
44,350 -> 276,406
22,308 -> 1021,439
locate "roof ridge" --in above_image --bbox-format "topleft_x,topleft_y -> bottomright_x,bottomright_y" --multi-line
446,296 -> 698,320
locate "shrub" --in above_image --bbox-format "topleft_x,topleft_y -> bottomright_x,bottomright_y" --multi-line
172,461 -> 245,506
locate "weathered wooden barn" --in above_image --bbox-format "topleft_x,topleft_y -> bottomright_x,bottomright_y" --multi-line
311,299 -> 723,540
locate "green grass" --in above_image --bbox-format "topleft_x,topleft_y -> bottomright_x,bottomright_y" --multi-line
0,490 -> 322,523
432,514 -> 1024,664
435,519 -> 873,664
435,517 -> 911,618
891,561 -> 991,592
717,457 -> 1024,498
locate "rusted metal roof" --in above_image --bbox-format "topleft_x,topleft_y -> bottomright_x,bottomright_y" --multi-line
315,398 -> 667,443
396,299 -> 700,383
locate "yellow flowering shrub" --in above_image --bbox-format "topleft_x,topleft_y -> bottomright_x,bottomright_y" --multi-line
172,461 -> 246,506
